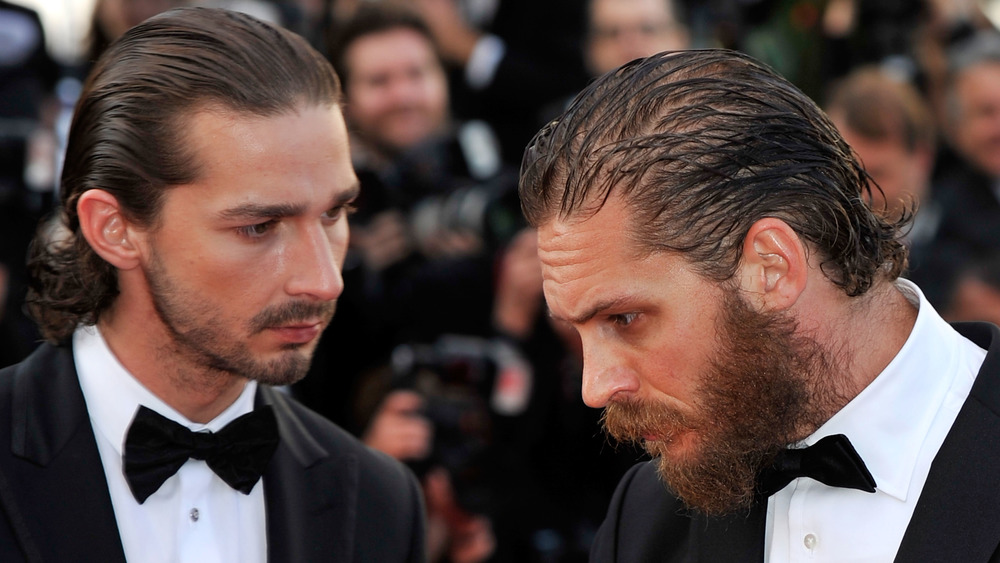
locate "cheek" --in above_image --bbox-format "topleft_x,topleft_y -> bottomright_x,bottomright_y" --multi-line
640,344 -> 690,394
349,90 -> 387,125
642,320 -> 721,400
971,115 -> 1000,143
207,252 -> 273,304
427,81 -> 448,113
174,237 -> 285,305
152,230 -> 247,288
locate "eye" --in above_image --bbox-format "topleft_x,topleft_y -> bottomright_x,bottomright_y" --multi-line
323,202 -> 357,223
367,74 -> 390,89
609,313 -> 639,328
236,220 -> 276,239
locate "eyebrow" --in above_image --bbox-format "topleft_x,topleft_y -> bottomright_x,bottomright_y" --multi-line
217,181 -> 360,221
552,295 -> 636,325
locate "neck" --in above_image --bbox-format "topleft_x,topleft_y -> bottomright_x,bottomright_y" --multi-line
98,302 -> 248,424
794,279 -> 918,438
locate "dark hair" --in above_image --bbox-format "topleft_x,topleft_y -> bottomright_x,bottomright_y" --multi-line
327,3 -> 438,91
825,65 -> 935,153
28,7 -> 342,343
520,49 -> 908,296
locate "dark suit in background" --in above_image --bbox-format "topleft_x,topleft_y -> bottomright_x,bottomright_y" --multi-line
442,0 -> 590,165
915,161 -> 1000,309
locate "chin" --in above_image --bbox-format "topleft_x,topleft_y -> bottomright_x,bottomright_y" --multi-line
646,429 -> 700,463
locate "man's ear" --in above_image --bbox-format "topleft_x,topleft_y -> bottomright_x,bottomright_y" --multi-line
735,217 -> 808,311
77,190 -> 144,270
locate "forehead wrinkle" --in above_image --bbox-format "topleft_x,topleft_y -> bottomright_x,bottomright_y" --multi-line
541,244 -> 629,328
539,229 -> 604,286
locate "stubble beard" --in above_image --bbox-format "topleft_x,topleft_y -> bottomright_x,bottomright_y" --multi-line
602,290 -> 846,516
145,252 -> 336,388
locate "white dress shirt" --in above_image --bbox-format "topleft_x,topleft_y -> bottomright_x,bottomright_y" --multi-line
764,279 -> 988,562
73,326 -> 268,563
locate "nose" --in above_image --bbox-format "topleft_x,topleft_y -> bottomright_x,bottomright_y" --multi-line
285,223 -> 344,302
389,75 -> 423,106
580,339 -> 638,408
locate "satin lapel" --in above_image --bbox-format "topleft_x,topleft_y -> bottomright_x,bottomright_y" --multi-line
693,507 -> 766,563
895,323 -> 1000,562
3,343 -> 125,562
258,387 -> 359,563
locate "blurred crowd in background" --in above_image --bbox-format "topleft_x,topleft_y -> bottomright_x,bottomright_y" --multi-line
5,0 -> 1000,561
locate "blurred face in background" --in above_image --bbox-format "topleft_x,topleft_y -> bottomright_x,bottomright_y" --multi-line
945,273 -> 1000,326
950,61 -> 1000,178
342,27 -> 449,155
586,0 -> 689,77
831,116 -> 932,218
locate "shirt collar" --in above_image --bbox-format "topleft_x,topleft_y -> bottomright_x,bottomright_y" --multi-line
802,278 -> 978,501
74,325 -> 258,458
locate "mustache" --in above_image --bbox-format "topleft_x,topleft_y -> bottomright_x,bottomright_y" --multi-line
602,398 -> 694,447
249,300 -> 338,333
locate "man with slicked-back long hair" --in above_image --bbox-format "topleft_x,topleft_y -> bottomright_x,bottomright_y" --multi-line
0,7 -> 424,562
521,49 -> 1000,561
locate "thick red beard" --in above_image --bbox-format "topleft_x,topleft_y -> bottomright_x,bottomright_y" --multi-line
602,290 -> 842,516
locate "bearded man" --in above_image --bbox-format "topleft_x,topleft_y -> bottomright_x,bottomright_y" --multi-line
519,49 -> 1000,561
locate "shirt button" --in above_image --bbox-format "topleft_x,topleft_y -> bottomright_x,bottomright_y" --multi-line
803,533 -> 817,550
190,508 -> 200,522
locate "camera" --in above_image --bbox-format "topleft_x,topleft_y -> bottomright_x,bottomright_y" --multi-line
390,335 -> 533,513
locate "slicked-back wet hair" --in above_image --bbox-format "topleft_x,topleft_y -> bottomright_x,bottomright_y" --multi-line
520,49 -> 908,297
28,7 -> 343,343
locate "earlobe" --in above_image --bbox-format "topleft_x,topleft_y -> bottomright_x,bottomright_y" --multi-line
736,218 -> 808,311
77,190 -> 143,270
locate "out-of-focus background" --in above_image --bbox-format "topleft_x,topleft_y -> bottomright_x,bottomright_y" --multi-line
5,0 -> 1000,561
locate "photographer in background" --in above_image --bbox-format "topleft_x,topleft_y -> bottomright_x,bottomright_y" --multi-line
298,7 -> 639,560
357,226 -> 638,562
298,3 -> 521,403
333,4 -> 512,258
295,5 -> 522,560
398,0 -> 590,167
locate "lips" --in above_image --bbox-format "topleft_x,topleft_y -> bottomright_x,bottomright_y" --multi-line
268,321 -> 323,344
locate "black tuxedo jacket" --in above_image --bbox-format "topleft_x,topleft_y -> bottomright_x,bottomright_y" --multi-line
0,343 -> 426,562
446,0 -> 589,163
591,322 -> 1000,562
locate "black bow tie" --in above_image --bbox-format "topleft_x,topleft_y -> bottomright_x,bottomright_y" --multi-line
757,433 -> 877,498
123,405 -> 280,504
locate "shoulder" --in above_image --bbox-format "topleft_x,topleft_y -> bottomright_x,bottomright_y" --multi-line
591,460 -> 695,561
0,342 -> 74,402
955,322 -> 1000,381
606,460 -> 683,523
0,341 -> 69,374
261,388 -> 425,560
261,386 -> 423,503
